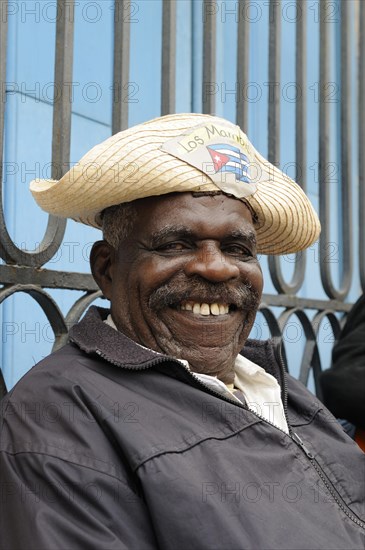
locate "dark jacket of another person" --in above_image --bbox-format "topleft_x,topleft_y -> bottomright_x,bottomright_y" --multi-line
321,293 -> 365,429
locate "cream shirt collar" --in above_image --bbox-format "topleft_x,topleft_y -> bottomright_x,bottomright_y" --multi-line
104,314 -> 289,433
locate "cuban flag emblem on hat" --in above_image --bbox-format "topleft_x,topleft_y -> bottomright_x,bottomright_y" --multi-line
160,122 -> 257,199
206,144 -> 251,184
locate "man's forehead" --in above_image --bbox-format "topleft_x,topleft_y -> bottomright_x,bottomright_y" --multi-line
130,192 -> 256,240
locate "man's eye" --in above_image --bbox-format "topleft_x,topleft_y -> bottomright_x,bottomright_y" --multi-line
224,245 -> 253,258
157,242 -> 187,252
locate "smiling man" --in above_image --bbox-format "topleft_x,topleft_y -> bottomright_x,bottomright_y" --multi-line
94,193 -> 263,386
1,114 -> 364,550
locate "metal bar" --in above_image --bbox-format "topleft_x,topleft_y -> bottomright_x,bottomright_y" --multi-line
267,0 -> 304,294
0,0 -> 9,265
310,346 -> 324,399
0,265 -> 98,291
278,307 -> 318,382
275,305 -> 342,395
267,0 -> 281,167
236,0 -> 250,131
112,0 -> 131,133
0,0 -> 71,268
257,294 -> 353,312
161,0 -> 176,115
202,0 -> 216,114
311,308 -> 343,397
0,208 -> 67,268
54,290 -> 103,350
0,0 -> 7,165
311,310 -> 342,341
269,0 -> 307,295
25,0 -> 75,264
299,341 -> 316,386
267,0 -> 282,288
52,0 -> 75,179
0,285 -> 69,349
296,0 -> 307,192
319,0 -> 352,299
258,307 -> 283,339
268,252 -> 306,294
64,291 -> 103,327
267,0 -> 286,291
359,0 -> 365,291
339,0 -> 353,292
318,0 -> 331,294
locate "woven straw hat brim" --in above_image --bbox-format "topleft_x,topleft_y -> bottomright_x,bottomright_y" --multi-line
30,113 -> 320,255
247,147 -> 319,254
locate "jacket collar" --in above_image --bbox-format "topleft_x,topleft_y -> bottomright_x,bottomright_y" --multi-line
69,306 -> 284,382
69,306 -> 164,367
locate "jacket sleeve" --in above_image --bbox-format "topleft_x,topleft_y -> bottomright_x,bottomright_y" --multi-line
320,293 -> 365,428
0,449 -> 158,550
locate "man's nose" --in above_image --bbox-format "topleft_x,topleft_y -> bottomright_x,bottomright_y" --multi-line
184,243 -> 240,282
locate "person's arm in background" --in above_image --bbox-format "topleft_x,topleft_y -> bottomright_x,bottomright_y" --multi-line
320,293 -> 365,448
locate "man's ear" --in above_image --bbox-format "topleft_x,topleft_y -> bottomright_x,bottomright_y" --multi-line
90,240 -> 116,300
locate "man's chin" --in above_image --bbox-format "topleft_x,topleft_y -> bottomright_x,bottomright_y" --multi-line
150,307 -> 252,378
156,305 -> 250,349
156,333 -> 238,379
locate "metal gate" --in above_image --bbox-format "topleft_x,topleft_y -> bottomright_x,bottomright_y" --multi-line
1,0 -> 364,397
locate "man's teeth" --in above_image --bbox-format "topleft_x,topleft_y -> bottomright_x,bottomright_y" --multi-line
180,302 -> 230,315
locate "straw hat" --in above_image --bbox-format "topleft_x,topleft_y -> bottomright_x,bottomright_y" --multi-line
30,113 -> 320,255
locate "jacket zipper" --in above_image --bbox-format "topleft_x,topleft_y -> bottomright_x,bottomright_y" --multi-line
272,338 -> 291,432
273,342 -> 365,530
291,432 -> 365,529
94,347 -> 365,530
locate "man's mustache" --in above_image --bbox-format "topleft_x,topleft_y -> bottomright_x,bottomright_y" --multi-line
149,276 -> 261,311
